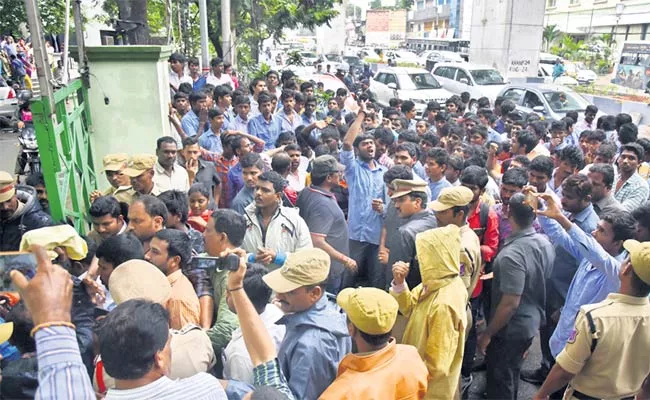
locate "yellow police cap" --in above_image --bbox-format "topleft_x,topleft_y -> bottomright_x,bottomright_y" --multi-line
102,153 -> 129,172
390,179 -> 428,199
122,154 -> 157,177
262,248 -> 330,294
0,171 -> 16,203
623,240 -> 650,285
429,186 -> 474,212
337,287 -> 398,335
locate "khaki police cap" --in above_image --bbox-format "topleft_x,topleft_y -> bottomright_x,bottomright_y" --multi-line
0,171 -> 16,203
262,248 -> 330,294
623,240 -> 650,285
429,186 -> 474,212
122,154 -> 157,177
102,153 -> 129,172
109,259 -> 172,305
390,179 -> 428,199
337,287 -> 398,335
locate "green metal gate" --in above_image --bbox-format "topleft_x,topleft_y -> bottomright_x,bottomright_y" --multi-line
31,79 -> 97,234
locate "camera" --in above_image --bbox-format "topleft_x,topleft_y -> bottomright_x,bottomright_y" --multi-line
192,253 -> 240,271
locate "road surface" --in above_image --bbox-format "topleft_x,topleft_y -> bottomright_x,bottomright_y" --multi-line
0,132 -> 19,177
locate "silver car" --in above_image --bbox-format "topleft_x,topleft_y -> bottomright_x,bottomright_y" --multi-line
497,83 -> 592,121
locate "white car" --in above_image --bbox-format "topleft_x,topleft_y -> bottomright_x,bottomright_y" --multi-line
384,50 -> 424,66
538,64 -> 578,86
370,67 -> 453,116
431,63 -> 508,111
0,84 -> 17,118
299,51 -> 320,66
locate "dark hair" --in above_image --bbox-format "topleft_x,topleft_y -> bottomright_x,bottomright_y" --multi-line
187,56 -> 199,66
632,202 -> 650,231
621,142 -> 645,162
96,232 -> 145,267
395,142 -> 418,159
511,155 -> 531,170
631,269 -> 650,297
561,116 -> 575,128
359,330 -> 392,346
157,190 -> 189,224
173,92 -> 189,101
211,209 -> 247,246
208,108 -> 224,120
25,171 -> 45,187
426,148 -> 449,168
234,95 -> 251,106
178,83 -> 193,95
258,171 -> 285,193
280,89 -> 295,102
421,133 -> 439,147
285,143 -> 301,154
500,100 -> 516,115
6,302 -> 35,353
156,136 -> 177,150
300,81 -> 314,93
509,192 -> 535,227
516,130 -> 538,154
133,195 -> 168,226
562,174 -> 592,199
447,154 -> 465,172
188,90 -> 207,104
398,130 -> 419,144
427,101 -> 441,112
636,138 -> 650,157
502,167 -> 528,188
407,191 -> 428,209
585,105 -> 598,114
188,182 -> 211,200
231,135 -> 250,155
601,115 -> 617,131
240,152 -> 265,170
90,195 -> 122,219
401,100 -> 415,114
182,136 -> 199,148
353,133 -> 375,149
529,156 -> 554,178
477,97 -> 490,109
618,123 -> 638,144
336,87 -> 348,97
271,152 -> 291,175
258,93 -> 273,105
214,84 -> 232,101
383,165 -> 413,184
600,209 -> 637,242
275,131 -> 297,147
616,113 -> 633,130
98,299 -> 170,379
373,127 -> 395,146
460,165 -> 489,189
550,120 -> 567,132
169,52 -> 186,63
586,129 -> 607,143
588,163 -> 615,188
469,126 -> 488,140
153,229 -> 192,267
435,111 -> 449,123
241,263 -> 272,314
558,146 -> 585,170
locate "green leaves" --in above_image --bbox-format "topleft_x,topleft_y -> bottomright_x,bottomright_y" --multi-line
0,0 -> 69,37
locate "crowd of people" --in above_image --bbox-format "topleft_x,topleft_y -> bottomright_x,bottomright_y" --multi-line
0,50 -> 650,400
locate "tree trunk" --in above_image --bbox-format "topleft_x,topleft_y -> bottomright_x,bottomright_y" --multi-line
115,0 -> 150,44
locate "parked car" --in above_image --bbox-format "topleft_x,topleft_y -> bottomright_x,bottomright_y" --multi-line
384,50 -> 424,66
370,67 -> 453,116
425,51 -> 464,71
0,82 -> 17,119
497,83 -> 597,121
538,64 -> 579,86
299,51 -> 320,66
432,63 -> 507,111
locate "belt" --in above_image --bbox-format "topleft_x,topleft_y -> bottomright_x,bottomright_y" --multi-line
572,390 -> 634,400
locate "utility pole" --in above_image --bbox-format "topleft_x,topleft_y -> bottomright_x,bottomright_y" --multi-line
198,0 -> 210,72
222,0 -> 232,65
23,0 -> 55,114
73,0 -> 89,87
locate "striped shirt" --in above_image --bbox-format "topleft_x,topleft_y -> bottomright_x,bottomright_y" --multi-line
167,269 -> 201,330
106,374 -> 227,399
35,326 -> 95,399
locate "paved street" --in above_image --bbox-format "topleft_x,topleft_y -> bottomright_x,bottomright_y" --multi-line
0,132 -> 19,176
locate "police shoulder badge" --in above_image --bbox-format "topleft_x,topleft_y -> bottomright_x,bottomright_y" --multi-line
567,328 -> 578,344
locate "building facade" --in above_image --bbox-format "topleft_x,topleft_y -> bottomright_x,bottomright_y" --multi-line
366,9 -> 408,47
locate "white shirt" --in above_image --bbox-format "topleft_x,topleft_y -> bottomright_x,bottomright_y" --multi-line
153,160 -> 190,192
106,374 -> 227,400
222,304 -> 286,383
287,156 -> 310,192
170,70 -> 192,90
206,72 -> 234,88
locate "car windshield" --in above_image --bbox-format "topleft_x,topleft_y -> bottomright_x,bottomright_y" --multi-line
470,69 -> 505,85
325,54 -> 339,61
543,90 -> 590,112
301,52 -> 317,58
404,73 -> 442,89
343,56 -> 361,65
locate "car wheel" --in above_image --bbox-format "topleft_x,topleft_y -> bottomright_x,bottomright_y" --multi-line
469,100 -> 478,113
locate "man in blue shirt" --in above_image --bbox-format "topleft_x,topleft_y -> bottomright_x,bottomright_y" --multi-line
533,193 -> 636,377
187,57 -> 207,91
522,174 -> 600,385
277,90 -> 303,133
214,85 -> 234,131
248,93 -> 282,150
340,103 -> 387,289
181,91 -> 209,138
425,148 -> 452,201
199,109 -> 224,153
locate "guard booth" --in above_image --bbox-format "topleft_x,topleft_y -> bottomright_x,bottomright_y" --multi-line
31,80 -> 97,234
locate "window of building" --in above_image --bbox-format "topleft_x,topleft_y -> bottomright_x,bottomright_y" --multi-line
547,0 -> 556,8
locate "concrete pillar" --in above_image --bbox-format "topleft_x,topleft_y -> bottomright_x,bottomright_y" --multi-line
72,46 -> 173,188
469,0 -> 545,80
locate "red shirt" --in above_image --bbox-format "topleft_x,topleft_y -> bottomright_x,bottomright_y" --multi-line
188,209 -> 211,232
466,201 -> 500,297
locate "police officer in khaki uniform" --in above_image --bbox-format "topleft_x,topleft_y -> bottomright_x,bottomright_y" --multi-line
122,154 -> 162,198
90,154 -> 135,205
534,239 -> 650,400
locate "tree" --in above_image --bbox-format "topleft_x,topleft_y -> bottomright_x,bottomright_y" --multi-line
0,0 -> 68,37
370,0 -> 382,9
542,24 -> 560,52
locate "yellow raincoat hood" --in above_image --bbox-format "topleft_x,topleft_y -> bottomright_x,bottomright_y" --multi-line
415,225 -> 461,292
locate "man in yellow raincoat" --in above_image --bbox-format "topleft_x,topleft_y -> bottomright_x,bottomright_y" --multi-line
390,224 -> 468,399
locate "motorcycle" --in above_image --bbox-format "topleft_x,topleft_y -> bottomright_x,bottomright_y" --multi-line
16,123 -> 41,175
